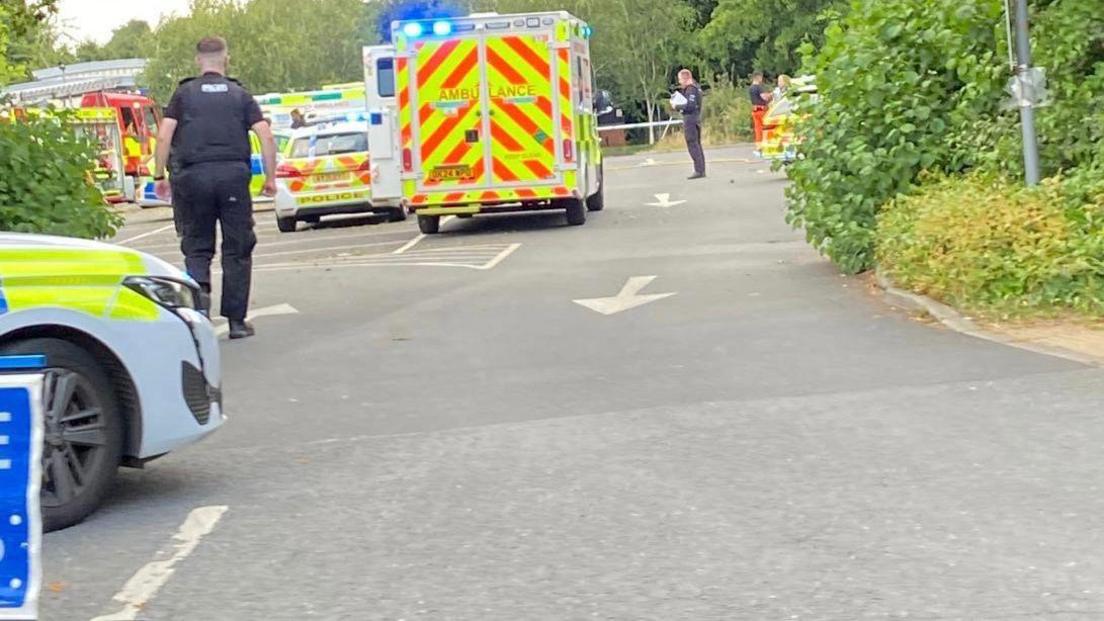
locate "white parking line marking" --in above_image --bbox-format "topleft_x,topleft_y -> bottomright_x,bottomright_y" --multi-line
252,240 -> 402,260
91,505 -> 228,621
115,223 -> 175,246
477,243 -> 522,270
251,242 -> 521,273
392,216 -> 454,254
132,229 -> 413,254
213,304 -> 300,337
392,234 -> 425,255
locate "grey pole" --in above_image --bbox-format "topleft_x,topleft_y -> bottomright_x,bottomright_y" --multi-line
1013,0 -> 1041,185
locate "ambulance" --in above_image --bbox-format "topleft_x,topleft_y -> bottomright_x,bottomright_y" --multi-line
256,85 -> 367,131
363,11 -> 605,234
757,75 -> 817,163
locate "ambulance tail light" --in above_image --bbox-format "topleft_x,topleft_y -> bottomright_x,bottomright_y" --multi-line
563,139 -> 574,163
402,148 -> 413,171
275,162 -> 302,178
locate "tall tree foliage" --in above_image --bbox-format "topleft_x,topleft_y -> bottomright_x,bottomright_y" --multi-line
0,0 -> 62,81
701,0 -> 846,78
142,0 -> 374,101
72,20 -> 154,63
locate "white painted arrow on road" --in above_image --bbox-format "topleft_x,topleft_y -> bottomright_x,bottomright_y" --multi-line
638,157 -> 658,167
573,276 -> 676,315
645,193 -> 687,208
214,303 -> 299,336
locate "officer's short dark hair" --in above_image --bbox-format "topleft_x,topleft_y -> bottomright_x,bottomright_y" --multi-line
196,36 -> 227,55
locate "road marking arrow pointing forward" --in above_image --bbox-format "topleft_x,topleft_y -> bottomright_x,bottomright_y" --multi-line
573,276 -> 676,315
645,193 -> 687,208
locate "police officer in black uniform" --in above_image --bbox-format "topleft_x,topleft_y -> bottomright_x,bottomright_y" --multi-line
673,69 -> 706,180
154,36 -> 277,339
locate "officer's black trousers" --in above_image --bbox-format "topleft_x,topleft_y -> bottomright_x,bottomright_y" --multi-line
684,117 -> 706,175
174,161 -> 256,321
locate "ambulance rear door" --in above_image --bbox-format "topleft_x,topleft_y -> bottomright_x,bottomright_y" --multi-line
482,23 -> 564,191
364,45 -> 402,204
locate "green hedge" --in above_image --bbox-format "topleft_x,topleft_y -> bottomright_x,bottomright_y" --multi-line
877,173 -> 1104,317
786,0 -> 1104,285
784,0 -> 1006,274
0,114 -> 122,239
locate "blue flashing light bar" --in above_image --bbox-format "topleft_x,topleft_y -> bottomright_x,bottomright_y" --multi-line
432,21 -> 452,36
402,22 -> 424,38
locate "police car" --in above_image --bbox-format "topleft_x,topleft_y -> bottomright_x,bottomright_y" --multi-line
0,233 -> 223,531
273,120 -> 405,232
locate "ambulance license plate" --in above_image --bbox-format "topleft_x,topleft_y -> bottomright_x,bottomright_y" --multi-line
428,165 -> 473,181
313,172 -> 348,183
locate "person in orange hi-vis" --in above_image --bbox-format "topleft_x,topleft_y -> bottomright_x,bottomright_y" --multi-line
748,71 -> 772,152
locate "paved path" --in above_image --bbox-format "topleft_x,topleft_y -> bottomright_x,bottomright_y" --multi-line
43,146 -> 1104,620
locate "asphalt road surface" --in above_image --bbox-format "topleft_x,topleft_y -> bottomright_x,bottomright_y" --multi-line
43,146 -> 1104,620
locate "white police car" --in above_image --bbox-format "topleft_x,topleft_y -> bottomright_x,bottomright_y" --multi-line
0,233 -> 224,531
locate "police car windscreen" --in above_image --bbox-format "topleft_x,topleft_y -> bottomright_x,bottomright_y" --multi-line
291,133 -> 368,159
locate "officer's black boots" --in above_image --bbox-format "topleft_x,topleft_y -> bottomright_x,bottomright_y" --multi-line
228,319 -> 255,340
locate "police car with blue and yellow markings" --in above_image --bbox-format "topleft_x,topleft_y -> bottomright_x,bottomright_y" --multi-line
0,233 -> 223,531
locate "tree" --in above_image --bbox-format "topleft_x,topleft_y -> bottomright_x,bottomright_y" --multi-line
700,0 -> 845,77
144,0 -> 374,101
0,0 -> 62,81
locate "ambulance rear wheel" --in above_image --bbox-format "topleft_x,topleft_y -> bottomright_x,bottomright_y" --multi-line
388,208 -> 407,223
276,216 -> 297,233
586,163 -> 605,212
564,198 -> 587,226
418,214 -> 441,234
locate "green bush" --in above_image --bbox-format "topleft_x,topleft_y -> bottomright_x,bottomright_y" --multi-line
784,0 -> 1007,274
876,173 -> 1104,317
701,76 -> 754,144
0,114 -> 122,239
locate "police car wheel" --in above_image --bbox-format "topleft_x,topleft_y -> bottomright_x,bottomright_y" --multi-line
276,216 -> 297,233
564,198 -> 587,226
0,338 -> 123,532
417,215 -> 441,234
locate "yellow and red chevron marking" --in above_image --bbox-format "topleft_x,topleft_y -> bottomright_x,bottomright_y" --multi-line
414,38 -> 484,189
557,48 -> 574,144
396,56 -> 412,154
484,35 -> 558,185
410,184 -> 571,207
280,153 -> 369,193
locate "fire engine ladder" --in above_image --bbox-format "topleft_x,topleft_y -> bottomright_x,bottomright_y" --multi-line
1,59 -> 148,105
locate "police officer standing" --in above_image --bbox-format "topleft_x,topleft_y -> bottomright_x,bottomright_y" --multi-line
153,36 -> 277,339
673,69 -> 705,180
